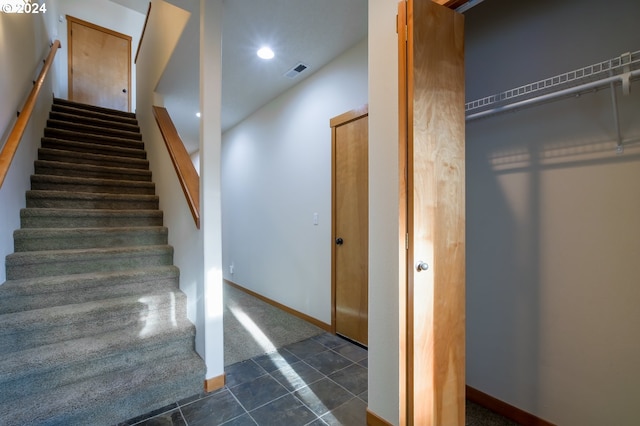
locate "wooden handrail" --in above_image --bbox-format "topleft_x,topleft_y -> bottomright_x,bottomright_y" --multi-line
0,40 -> 61,189
152,105 -> 200,229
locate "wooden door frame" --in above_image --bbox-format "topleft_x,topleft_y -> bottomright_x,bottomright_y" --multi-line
398,3 -> 409,424
330,105 -> 369,336
67,15 -> 132,112
398,0 -> 466,424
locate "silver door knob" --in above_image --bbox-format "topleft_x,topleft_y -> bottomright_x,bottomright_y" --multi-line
416,261 -> 429,272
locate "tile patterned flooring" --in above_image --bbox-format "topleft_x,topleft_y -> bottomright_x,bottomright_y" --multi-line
119,333 -> 519,426
119,333 -> 369,426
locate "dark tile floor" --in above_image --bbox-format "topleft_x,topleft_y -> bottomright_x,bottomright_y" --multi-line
120,333 -> 368,426
119,333 -> 519,426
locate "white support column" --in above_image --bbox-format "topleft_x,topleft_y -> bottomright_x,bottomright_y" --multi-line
200,0 -> 224,381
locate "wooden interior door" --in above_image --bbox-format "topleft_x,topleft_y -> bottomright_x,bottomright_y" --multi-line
67,15 -> 131,112
398,1 -> 466,424
331,106 -> 369,346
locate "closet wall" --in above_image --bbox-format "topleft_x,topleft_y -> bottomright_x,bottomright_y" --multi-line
465,1 -> 640,424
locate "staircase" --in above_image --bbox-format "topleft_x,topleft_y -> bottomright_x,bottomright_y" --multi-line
0,98 -> 205,426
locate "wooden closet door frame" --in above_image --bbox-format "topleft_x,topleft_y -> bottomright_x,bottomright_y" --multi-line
67,15 -> 132,112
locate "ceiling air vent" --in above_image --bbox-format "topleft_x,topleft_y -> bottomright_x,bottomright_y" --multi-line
284,62 -> 309,79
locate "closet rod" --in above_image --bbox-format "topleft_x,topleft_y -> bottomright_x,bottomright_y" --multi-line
465,69 -> 640,121
456,0 -> 486,13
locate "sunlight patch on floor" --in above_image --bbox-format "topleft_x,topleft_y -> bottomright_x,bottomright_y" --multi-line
227,304 -> 329,414
228,304 -> 277,353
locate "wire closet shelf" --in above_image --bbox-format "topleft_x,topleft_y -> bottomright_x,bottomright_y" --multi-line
465,50 -> 640,121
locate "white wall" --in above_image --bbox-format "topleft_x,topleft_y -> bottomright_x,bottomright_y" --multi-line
367,0 -> 400,423
465,0 -> 640,424
135,0 -> 224,382
53,0 -> 145,111
0,10 -> 58,283
155,6 -> 201,156
199,0 -> 225,382
221,38 -> 368,324
134,0 -> 202,353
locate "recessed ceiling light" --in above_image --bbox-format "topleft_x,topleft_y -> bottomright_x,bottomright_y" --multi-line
196,112 -> 201,118
257,46 -> 274,60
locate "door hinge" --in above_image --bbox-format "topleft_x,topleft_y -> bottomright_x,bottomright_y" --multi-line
396,15 -> 408,39
405,233 -> 409,250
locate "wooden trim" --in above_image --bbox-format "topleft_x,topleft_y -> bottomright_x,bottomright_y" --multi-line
67,15 -> 133,40
330,122 -> 337,335
397,2 -> 409,424
329,104 -> 368,128
66,17 -> 72,104
135,2 -> 152,64
204,373 -> 225,393
330,104 -> 369,338
67,15 -> 132,112
466,386 -> 557,426
152,105 -> 201,228
404,0 -> 418,421
224,279 -> 332,332
366,408 -> 394,426
0,40 -> 60,189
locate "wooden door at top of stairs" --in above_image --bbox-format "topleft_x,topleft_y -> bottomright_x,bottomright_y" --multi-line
398,1 -> 465,425
331,106 -> 368,346
67,15 -> 131,112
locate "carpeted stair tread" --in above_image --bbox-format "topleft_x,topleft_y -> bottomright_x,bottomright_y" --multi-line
44,127 -> 145,150
0,315 -> 196,402
38,146 -> 149,169
41,138 -> 147,159
0,266 -> 179,313
35,159 -> 152,182
53,97 -> 137,120
47,118 -> 142,141
0,99 -> 204,424
0,291 -> 188,355
30,174 -> 155,195
0,350 -> 205,426
14,226 -> 168,251
49,111 -> 140,133
26,190 -> 159,210
0,265 -> 180,314
51,102 -> 139,126
39,146 -> 149,169
31,174 -> 155,194
20,207 -> 163,228
5,244 -> 173,279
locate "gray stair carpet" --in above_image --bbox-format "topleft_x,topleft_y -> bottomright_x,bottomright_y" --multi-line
0,98 -> 205,426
